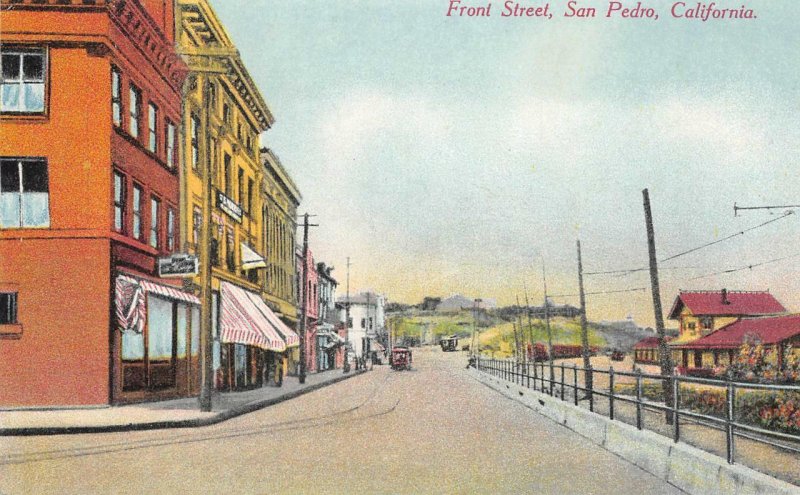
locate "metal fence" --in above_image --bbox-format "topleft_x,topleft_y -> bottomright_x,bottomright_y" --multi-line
474,357 -> 800,465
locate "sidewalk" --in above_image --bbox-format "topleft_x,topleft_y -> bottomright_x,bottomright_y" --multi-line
0,369 -> 365,436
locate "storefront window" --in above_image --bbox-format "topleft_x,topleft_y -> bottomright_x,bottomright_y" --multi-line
147,296 -> 173,360
122,330 -> 144,360
177,303 -> 187,359
235,343 -> 247,387
191,305 -> 200,356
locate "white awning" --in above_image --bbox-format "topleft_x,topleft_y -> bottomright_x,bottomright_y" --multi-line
241,243 -> 267,270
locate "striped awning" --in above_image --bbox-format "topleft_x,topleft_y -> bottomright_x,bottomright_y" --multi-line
244,291 -> 300,348
241,243 -> 267,270
115,275 -> 199,333
220,281 -> 286,352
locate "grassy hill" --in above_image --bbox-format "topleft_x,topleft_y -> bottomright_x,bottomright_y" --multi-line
389,309 -> 607,358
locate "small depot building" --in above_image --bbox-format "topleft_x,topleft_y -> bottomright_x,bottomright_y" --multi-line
671,313 -> 800,373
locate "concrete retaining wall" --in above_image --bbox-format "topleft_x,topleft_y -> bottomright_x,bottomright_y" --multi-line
469,368 -> 799,495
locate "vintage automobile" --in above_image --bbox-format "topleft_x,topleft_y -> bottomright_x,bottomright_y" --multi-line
390,346 -> 412,371
439,335 -> 458,352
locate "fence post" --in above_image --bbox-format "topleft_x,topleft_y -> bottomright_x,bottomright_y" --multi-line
527,362 -> 531,389
609,367 -> 615,420
672,376 -> 680,443
560,364 -> 565,401
588,364 -> 594,412
636,368 -> 643,430
573,364 -> 578,406
726,380 -> 735,464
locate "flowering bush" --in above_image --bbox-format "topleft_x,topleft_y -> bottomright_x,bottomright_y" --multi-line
715,338 -> 800,384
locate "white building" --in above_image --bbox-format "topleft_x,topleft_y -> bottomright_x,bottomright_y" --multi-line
337,291 -> 385,358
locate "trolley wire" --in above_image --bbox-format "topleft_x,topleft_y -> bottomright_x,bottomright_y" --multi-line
688,252 -> 800,281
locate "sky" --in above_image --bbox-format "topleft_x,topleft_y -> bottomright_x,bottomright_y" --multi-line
210,0 -> 800,326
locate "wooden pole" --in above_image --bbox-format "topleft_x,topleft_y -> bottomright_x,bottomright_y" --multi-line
543,260 -> 554,394
577,240 -> 593,400
642,189 -> 674,423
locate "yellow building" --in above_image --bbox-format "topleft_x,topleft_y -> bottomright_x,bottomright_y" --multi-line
261,148 -> 302,371
177,0 -> 299,392
667,289 -> 787,370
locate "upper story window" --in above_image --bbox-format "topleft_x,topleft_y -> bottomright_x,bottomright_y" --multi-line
150,196 -> 160,249
113,170 -> 126,232
237,168 -> 244,204
1,48 -> 46,114
147,103 -> 158,153
167,207 -> 175,252
190,114 -> 199,171
132,184 -> 143,240
166,121 -> 176,169
0,158 -> 49,228
222,103 -> 230,124
192,205 -> 202,248
0,292 -> 17,324
129,85 -> 141,138
246,178 -> 253,215
223,154 -> 231,197
111,67 -> 122,126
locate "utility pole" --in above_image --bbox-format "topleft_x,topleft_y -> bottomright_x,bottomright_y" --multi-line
298,213 -> 318,384
523,283 -> 534,364
543,260 -> 554,395
643,189 -> 674,423
470,299 -> 478,357
344,256 -> 351,373
198,76 -> 215,413
577,240 -> 593,401
515,295 -> 524,364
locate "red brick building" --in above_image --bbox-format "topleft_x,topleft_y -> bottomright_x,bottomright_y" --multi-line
0,0 -> 193,406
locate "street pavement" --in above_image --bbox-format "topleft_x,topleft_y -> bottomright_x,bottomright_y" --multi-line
0,348 -> 683,494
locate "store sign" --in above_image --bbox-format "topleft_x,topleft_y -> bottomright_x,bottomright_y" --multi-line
158,254 -> 199,278
217,191 -> 242,223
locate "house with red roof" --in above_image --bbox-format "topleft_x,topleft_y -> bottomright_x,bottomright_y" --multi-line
672,314 -> 800,373
634,336 -> 673,365
667,289 -> 788,371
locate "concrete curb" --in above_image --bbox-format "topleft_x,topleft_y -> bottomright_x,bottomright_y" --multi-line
0,369 -> 366,436
468,368 -> 800,495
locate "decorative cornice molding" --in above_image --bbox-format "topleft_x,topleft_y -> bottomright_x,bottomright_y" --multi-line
107,0 -> 187,93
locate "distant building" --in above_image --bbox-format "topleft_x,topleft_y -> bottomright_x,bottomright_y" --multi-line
338,292 -> 386,359
600,314 -> 640,332
436,294 -> 496,312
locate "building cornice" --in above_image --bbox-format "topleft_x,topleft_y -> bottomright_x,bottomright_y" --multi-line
177,0 -> 274,131
262,148 -> 302,206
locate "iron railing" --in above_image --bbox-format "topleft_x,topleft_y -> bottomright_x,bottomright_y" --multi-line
474,357 -> 800,465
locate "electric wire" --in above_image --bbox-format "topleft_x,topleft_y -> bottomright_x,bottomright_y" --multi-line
688,252 -> 800,281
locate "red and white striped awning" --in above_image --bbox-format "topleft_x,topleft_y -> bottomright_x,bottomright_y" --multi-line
220,282 -> 286,352
244,291 -> 300,348
137,278 -> 200,305
115,275 -> 199,333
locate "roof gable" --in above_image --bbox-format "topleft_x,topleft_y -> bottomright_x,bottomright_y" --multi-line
667,290 -> 785,319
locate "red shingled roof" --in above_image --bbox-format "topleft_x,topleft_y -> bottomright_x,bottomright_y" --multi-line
677,314 -> 800,350
634,336 -> 671,349
667,290 -> 785,319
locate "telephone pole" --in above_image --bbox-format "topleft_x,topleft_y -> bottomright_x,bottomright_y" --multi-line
543,260 -> 554,395
642,189 -> 674,423
523,283 -> 534,363
344,256 -> 351,373
298,213 -> 318,384
576,240 -> 593,401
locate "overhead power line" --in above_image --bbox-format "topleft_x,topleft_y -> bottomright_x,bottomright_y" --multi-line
660,212 -> 793,262
585,212 -> 794,276
688,252 -> 800,281
549,287 -> 647,298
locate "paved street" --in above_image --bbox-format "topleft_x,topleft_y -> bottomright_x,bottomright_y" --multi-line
0,348 -> 681,495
